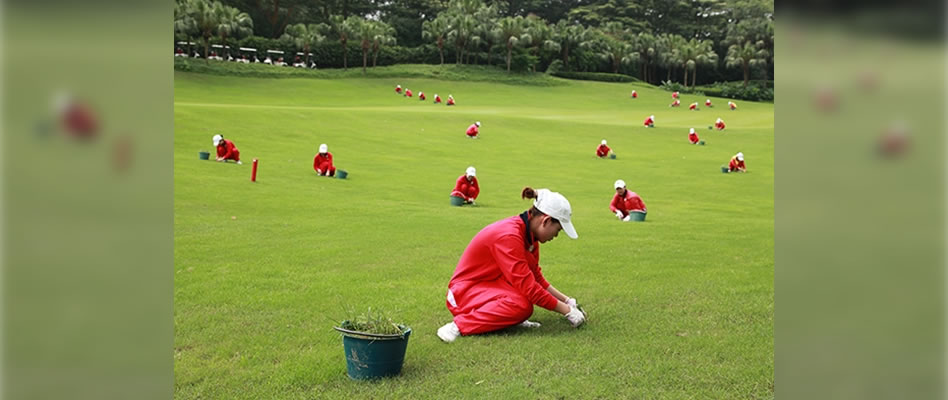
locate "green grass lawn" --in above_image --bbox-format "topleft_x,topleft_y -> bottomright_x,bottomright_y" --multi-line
174,65 -> 773,399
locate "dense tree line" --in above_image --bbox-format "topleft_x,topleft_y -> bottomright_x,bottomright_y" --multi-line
175,0 -> 773,86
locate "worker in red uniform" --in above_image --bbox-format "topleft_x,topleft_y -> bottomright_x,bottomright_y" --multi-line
419,91 -> 426,101
466,121 -> 481,139
631,90 -> 638,98
213,134 -> 241,164
450,166 -> 480,205
728,101 -> 737,110
405,89 -> 413,97
434,94 -> 442,104
313,143 -> 335,176
715,118 -> 726,131
705,98 -> 712,107
596,140 -> 611,158
670,99 -> 680,107
728,152 -> 746,172
437,187 -> 585,343
447,95 -> 455,106
688,128 -> 700,144
643,115 -> 655,128
610,180 -> 646,221
689,102 -> 699,110
672,91 -> 679,99
395,84 -> 402,94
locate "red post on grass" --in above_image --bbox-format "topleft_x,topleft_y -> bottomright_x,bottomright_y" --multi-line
251,158 -> 258,182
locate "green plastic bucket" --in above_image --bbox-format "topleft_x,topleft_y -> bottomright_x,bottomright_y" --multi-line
721,166 -> 729,173
335,326 -> 411,380
699,140 -> 705,146
199,151 -> 210,160
450,196 -> 465,206
609,153 -> 617,159
336,169 -> 348,179
629,211 -> 647,221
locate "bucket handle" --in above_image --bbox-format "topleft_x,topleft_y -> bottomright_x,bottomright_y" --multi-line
334,326 -> 410,339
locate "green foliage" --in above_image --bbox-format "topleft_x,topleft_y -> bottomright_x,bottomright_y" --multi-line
695,81 -> 774,102
552,70 -> 640,83
545,59 -> 564,74
338,307 -> 406,335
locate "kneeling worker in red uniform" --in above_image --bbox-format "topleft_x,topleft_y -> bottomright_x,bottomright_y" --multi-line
689,102 -> 699,110
447,95 -> 456,106
714,118 -> 726,131
688,128 -> 700,144
419,91 -> 426,101
313,143 -> 335,176
596,139 -> 612,158
630,90 -> 637,98
643,115 -> 655,128
610,180 -> 647,221
728,101 -> 737,110
434,93 -> 442,104
395,84 -> 402,94
466,121 -> 481,138
728,152 -> 746,172
705,98 -> 713,107
437,187 -> 585,343
405,88 -> 413,97
672,91 -> 680,99
213,134 -> 241,164
450,166 -> 480,205
670,99 -> 680,107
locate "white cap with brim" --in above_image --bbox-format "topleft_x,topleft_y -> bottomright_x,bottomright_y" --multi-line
533,189 -> 577,239
601,140 -> 607,145
689,128 -> 695,133
319,144 -> 328,153
466,166 -> 476,177
737,152 -> 744,161
614,179 -> 626,189
475,121 -> 481,127
213,134 -> 223,146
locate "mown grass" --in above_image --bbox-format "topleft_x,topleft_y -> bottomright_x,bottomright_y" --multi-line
174,70 -> 773,399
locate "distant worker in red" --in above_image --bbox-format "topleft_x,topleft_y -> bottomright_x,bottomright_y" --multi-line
395,84 -> 402,94
715,118 -> 726,131
630,90 -> 638,98
313,143 -> 335,177
437,187 -> 585,343
672,91 -> 679,99
405,88 -> 413,97
688,128 -> 700,144
643,115 -> 655,128
419,91 -> 426,101
213,134 -> 241,164
610,180 -> 646,222
447,95 -> 456,106
728,152 -> 746,172
596,139 -> 612,158
450,166 -> 480,205
434,93 -> 442,104
689,102 -> 699,111
466,121 -> 481,139
705,98 -> 713,107
670,99 -> 680,107
728,101 -> 737,110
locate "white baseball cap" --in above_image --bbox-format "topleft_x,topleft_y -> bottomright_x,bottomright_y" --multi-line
717,118 -> 722,122
601,139 -> 607,145
213,134 -> 223,146
706,99 -> 711,101
614,179 -> 626,189
434,93 -> 438,97
319,144 -> 328,153
475,121 -> 481,127
737,152 -> 744,161
689,128 -> 695,134
449,94 -> 453,98
650,115 -> 655,120
466,166 -> 476,177
533,189 -> 577,239
397,85 -> 401,88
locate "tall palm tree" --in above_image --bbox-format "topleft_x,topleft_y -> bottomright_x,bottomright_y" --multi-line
630,32 -> 655,83
190,0 -> 221,64
523,17 -> 557,72
215,4 -> 253,59
330,15 -> 358,70
726,40 -> 769,87
282,23 -> 327,66
174,0 -> 198,55
687,39 -> 717,88
472,4 -> 499,65
422,17 -> 450,65
371,22 -> 396,67
447,14 -> 476,64
497,16 -> 526,72
553,20 -> 589,71
354,19 -> 376,74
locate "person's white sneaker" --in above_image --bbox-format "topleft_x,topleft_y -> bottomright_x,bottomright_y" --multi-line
519,320 -> 541,328
437,322 -> 461,343
237,161 -> 242,165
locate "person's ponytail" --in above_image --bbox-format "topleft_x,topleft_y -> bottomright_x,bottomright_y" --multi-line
521,187 -> 536,200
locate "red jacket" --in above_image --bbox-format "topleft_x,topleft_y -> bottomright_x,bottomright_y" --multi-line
396,86 -> 401,93
631,91 -> 638,98
689,103 -> 698,110
434,95 -> 442,103
448,214 -> 558,311
406,89 -> 413,97
451,175 -> 479,200
447,98 -> 455,105
705,100 -> 712,106
689,132 -> 699,144
610,191 -> 646,214
729,157 -> 745,171
671,100 -> 680,107
643,117 -> 654,126
672,91 -> 679,99
715,121 -> 726,130
466,124 -> 479,136
419,93 -> 426,100
313,152 -> 333,171
596,144 -> 611,157
216,139 -> 240,161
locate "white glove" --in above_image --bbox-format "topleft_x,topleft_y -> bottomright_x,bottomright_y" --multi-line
565,297 -> 578,308
623,215 -> 631,222
565,305 -> 586,328
616,211 -> 624,219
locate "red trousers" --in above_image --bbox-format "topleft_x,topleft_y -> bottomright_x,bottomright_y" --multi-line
452,183 -> 477,199
447,279 -> 533,335
316,162 -> 335,176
